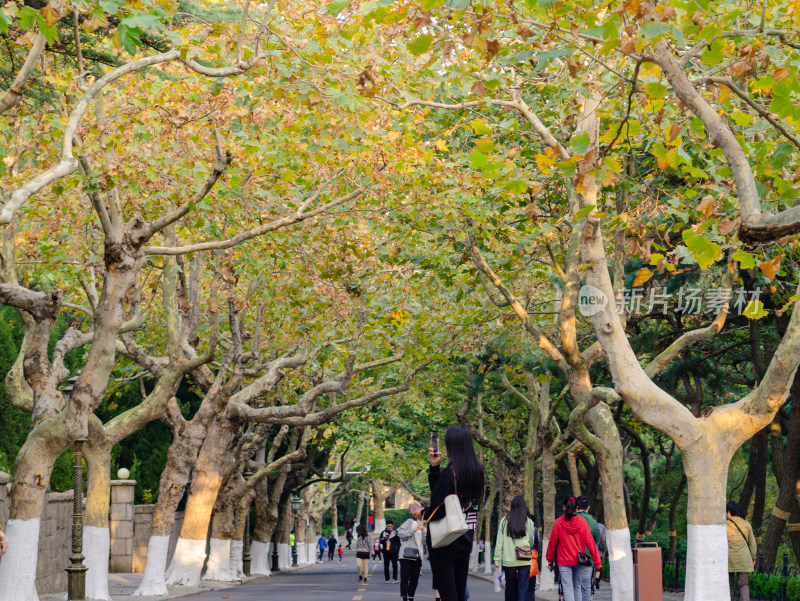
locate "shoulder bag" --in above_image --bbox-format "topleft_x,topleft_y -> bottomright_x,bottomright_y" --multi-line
569,533 -> 593,567
426,494 -> 469,548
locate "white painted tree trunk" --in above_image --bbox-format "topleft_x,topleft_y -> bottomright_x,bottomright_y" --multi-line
0,518 -> 40,601
606,528 -> 634,601
85,525 -> 111,600
133,535 -> 170,596
469,540 -> 479,572
538,538 -> 555,590
203,538 -> 233,581
483,540 -> 492,574
165,537 -> 207,586
374,518 -> 386,536
306,542 -> 315,564
278,543 -> 291,569
229,539 -> 244,580
685,524 -> 730,601
250,541 -> 271,575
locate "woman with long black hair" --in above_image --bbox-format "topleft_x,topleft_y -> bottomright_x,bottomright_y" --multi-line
545,496 -> 601,601
494,495 -> 539,601
413,425 -> 485,601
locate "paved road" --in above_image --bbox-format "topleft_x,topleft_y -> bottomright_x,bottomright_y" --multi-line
188,554 -> 499,601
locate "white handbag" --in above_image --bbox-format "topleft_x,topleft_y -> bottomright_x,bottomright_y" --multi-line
427,494 -> 469,548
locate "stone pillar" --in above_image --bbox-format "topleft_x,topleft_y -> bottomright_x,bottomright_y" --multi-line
109,479 -> 136,572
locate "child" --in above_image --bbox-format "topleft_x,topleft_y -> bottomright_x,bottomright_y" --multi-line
338,544 -> 344,563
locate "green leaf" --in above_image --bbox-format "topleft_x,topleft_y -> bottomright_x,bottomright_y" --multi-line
121,14 -> 163,29
574,204 -> 595,221
682,229 -> 721,269
468,151 -> 489,170
407,34 -> 434,56
327,0 -> 351,16
644,82 -> 668,99
118,23 -> 142,54
570,131 -> 591,156
504,180 -> 528,194
470,119 -> 491,135
0,9 -> 12,34
639,22 -> 670,39
743,299 -> 768,320
729,111 -> 754,127
732,250 -> 756,269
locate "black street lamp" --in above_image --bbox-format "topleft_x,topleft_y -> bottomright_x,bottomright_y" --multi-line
66,437 -> 87,600
242,468 -> 253,577
271,528 -> 280,572
291,495 -> 303,567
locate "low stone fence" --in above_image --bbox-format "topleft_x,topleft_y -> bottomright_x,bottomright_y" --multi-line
0,472 -> 185,594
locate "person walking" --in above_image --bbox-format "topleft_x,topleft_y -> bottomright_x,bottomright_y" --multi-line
373,538 -> 382,561
494,495 -> 539,601
346,527 -> 354,550
594,521 -> 607,589
575,496 -> 601,592
380,520 -> 400,583
355,524 -> 371,584
412,425 -> 485,601
338,544 -> 344,563
397,506 -> 426,601
727,501 -> 757,601
328,533 -> 338,561
0,529 -> 7,557
545,496 -> 602,601
317,534 -> 328,563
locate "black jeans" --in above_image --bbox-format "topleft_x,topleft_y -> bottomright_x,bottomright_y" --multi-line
384,552 -> 398,581
328,547 -> 335,561
429,552 -> 470,601
400,558 -> 422,598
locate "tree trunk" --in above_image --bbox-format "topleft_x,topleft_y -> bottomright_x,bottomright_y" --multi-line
204,480 -> 240,582
331,500 -> 338,539
501,461 -> 525,512
372,480 -> 386,535
0,415 -> 68,601
682,441 -> 735,601
166,420 -> 233,586
354,490 -> 366,528
134,419 -> 209,596
83,418 -> 112,601
251,475 -> 273,575
762,376 -> 800,568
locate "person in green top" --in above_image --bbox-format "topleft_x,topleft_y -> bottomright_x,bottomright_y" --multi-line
576,497 -> 601,590
494,495 -> 539,601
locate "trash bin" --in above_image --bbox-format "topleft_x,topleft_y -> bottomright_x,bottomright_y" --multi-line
633,542 -> 663,601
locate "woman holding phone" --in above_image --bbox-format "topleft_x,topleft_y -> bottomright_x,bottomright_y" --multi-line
412,425 -> 485,601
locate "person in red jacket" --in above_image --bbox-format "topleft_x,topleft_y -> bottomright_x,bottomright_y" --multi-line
545,496 -> 602,601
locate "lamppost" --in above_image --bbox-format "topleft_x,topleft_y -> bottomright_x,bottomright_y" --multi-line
242,468 -> 253,577
66,437 -> 87,600
271,528 -> 280,573
291,495 -> 303,567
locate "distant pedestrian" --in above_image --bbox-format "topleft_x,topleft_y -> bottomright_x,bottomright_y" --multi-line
346,527 -> 354,549
328,534 -> 338,561
727,501 -> 757,601
380,520 -> 400,583
494,495 -> 538,601
479,537 -> 485,565
412,425 -> 485,601
338,544 -> 344,563
373,538 -> 382,561
317,534 -> 328,563
356,524 -> 371,584
368,514 -> 375,532
595,522 -> 607,589
545,496 -> 601,601
0,529 -> 7,556
397,507 -> 426,601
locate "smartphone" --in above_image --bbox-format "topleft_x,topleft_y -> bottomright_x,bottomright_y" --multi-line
430,431 -> 439,453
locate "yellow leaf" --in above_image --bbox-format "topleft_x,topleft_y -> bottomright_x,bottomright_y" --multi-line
632,268 -> 653,287
435,139 -> 448,152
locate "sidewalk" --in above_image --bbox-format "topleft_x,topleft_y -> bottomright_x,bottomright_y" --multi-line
40,564 -> 313,601
469,570 -> 685,601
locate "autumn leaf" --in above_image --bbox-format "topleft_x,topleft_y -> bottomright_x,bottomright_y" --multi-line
566,57 -> 580,78
471,81 -> 487,97
621,38 -> 637,54
486,39 -> 500,58
682,230 -> 722,269
743,300 -> 768,320
434,139 -> 448,152
732,250 -> 756,269
759,255 -> 783,281
632,268 -> 653,287
696,195 -> 715,217
718,219 -> 740,235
